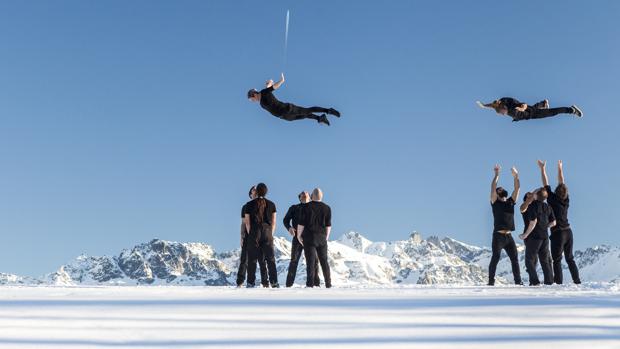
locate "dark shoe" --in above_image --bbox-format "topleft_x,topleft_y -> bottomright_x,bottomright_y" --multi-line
571,105 -> 583,117
574,280 -> 582,285
487,279 -> 495,286
270,282 -> 280,288
515,281 -> 524,286
327,108 -> 341,117
285,283 -> 293,288
325,284 -> 332,289
246,283 -> 256,288
261,283 -> 270,288
318,114 -> 330,126
530,282 -> 541,286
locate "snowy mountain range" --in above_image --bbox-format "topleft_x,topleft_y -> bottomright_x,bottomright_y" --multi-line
2,232 -> 619,286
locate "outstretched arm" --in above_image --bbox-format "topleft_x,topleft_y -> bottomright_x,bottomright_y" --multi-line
491,164 -> 500,204
538,160 -> 549,187
511,167 -> 520,203
558,160 -> 565,185
272,73 -> 285,90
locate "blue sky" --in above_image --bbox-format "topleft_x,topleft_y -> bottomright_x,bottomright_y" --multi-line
1,1 -> 618,276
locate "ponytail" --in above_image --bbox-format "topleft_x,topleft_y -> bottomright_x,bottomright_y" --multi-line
253,183 -> 269,224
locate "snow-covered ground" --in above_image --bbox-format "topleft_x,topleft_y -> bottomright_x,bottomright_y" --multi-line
1,285 -> 619,348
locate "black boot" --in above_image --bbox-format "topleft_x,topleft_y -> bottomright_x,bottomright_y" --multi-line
327,108 -> 341,117
318,114 -> 330,126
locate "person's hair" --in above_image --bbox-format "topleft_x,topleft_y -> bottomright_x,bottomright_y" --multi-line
254,183 -> 268,224
496,187 -> 508,198
248,186 -> 256,198
247,89 -> 258,99
555,183 -> 568,200
311,188 -> 323,201
523,192 -> 530,202
484,100 -> 506,114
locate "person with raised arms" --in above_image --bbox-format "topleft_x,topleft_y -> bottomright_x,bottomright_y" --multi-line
248,73 -> 340,126
297,188 -> 332,288
243,183 -> 279,288
488,164 -> 523,286
537,160 -> 581,285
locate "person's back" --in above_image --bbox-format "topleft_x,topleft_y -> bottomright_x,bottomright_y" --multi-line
527,201 -> 554,240
546,185 -> 570,231
246,197 -> 277,232
301,201 -> 332,245
259,86 -> 288,117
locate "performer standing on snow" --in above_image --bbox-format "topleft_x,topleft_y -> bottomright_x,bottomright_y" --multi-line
237,186 -> 270,288
477,97 -> 583,122
488,164 -> 523,286
243,183 -> 279,288
519,187 -> 556,286
537,160 -> 581,285
248,73 -> 341,126
297,188 -> 332,288
283,191 -> 320,287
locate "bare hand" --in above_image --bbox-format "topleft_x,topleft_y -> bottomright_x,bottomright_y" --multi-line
558,160 -> 563,169
511,166 -> 518,178
280,72 -> 285,80
288,227 -> 296,237
494,164 -> 501,175
518,234 -> 526,240
537,160 -> 546,169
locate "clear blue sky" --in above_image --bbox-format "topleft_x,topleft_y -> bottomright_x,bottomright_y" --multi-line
1,1 -> 618,276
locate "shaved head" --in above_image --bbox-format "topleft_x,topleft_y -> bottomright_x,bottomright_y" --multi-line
311,188 -> 323,201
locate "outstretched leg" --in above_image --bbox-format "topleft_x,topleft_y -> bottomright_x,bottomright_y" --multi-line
288,104 -> 340,117
528,107 -> 576,120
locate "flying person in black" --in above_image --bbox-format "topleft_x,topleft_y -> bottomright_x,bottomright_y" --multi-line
538,160 -> 581,284
248,73 -> 341,126
283,191 -> 320,287
519,187 -> 556,286
488,164 -> 523,286
297,188 -> 332,288
243,183 -> 279,288
477,97 -> 583,122
236,186 -> 270,288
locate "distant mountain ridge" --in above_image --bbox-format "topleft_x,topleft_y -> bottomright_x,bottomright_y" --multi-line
2,232 -> 619,286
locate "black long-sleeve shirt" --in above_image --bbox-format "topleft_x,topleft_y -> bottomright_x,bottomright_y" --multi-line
283,203 -> 304,231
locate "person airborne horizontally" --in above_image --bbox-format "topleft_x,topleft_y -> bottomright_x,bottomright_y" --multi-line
248,73 -> 341,126
477,97 -> 583,122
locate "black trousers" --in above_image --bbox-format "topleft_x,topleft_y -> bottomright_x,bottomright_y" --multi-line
279,104 -> 329,122
514,107 -> 573,121
488,232 -> 522,284
524,238 -> 554,285
286,237 -> 320,287
304,241 -> 331,288
236,234 -> 269,286
246,224 -> 279,286
550,228 -> 581,284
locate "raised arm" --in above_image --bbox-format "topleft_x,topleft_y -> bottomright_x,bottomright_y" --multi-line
511,167 -> 520,203
491,164 -> 500,204
558,160 -> 565,185
538,160 -> 549,187
272,73 -> 285,90
520,193 -> 535,213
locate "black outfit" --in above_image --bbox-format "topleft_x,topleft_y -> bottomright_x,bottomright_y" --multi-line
244,198 -> 279,287
546,185 -> 581,284
260,87 -> 330,122
488,198 -> 522,285
523,201 -> 555,285
236,202 -> 269,286
299,201 -> 332,288
498,97 -> 574,122
283,204 -> 320,287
